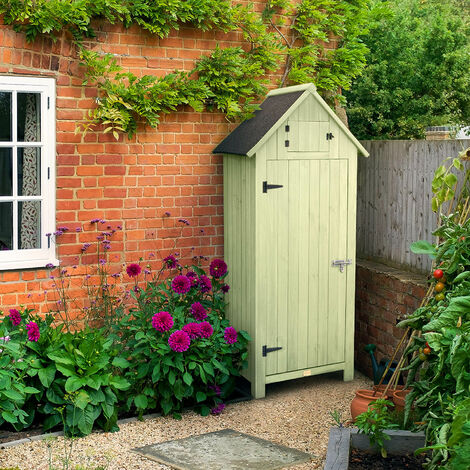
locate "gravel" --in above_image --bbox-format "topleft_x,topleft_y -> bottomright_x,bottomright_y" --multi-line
0,371 -> 371,470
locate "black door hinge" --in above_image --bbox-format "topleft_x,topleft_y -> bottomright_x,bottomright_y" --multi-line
262,345 -> 282,357
326,132 -> 334,140
263,181 -> 283,193
285,124 -> 290,132
47,97 -> 50,109
285,140 -> 290,147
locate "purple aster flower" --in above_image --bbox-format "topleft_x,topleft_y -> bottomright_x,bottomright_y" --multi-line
182,322 -> 201,339
199,275 -> 212,293
209,259 -> 227,278
211,403 -> 226,415
81,243 -> 91,252
99,259 -> 106,265
126,263 -> 142,277
90,218 -> 100,224
26,322 -> 40,342
164,211 -> 171,217
45,263 -> 54,269
172,275 -> 191,294
198,321 -> 213,339
178,218 -> 190,225
210,384 -> 222,396
152,311 -> 174,333
221,284 -> 230,293
75,227 -> 82,232
111,272 -> 120,278
168,330 -> 191,352
190,302 -> 207,321
224,326 -> 238,345
8,309 -> 21,326
163,255 -> 179,269
57,226 -> 69,232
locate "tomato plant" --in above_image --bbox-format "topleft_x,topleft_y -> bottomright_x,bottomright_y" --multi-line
434,269 -> 444,280
435,282 -> 446,293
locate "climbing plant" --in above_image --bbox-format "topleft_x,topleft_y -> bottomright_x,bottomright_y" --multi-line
0,0 -> 377,137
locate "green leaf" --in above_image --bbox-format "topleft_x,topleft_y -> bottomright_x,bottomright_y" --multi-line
196,391 -> 206,403
444,173 -> 457,188
38,365 -> 56,388
47,353 -> 74,365
200,405 -> 210,416
168,370 -> 176,386
134,394 -> 148,410
23,386 -> 40,394
2,411 -> 17,423
112,357 -> 130,368
75,390 -> 90,410
135,331 -> 145,340
410,240 -> 436,256
183,371 -> 193,386
65,376 -> 85,393
3,389 -> 23,401
109,376 -> 130,390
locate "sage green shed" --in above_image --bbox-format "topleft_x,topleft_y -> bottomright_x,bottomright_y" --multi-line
213,83 -> 369,399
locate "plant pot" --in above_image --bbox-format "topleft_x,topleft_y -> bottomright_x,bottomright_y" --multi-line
350,389 -> 385,421
372,384 -> 404,400
392,389 -> 411,412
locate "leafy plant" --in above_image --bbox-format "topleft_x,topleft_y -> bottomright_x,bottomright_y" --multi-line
355,398 -> 397,457
346,0 -> 470,139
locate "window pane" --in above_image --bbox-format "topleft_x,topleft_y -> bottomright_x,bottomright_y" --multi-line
17,93 -> 41,142
18,148 -> 41,196
0,92 -> 12,141
18,200 -> 41,249
0,202 -> 13,250
0,148 -> 12,196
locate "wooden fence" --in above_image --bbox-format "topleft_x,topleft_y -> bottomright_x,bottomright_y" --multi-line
357,139 -> 470,273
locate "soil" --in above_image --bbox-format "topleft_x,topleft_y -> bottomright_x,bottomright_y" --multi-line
0,427 -> 44,445
349,449 -> 426,469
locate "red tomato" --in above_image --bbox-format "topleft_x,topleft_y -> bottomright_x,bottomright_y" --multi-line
433,269 -> 444,280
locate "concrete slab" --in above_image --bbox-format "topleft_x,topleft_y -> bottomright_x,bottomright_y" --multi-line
133,429 -> 312,470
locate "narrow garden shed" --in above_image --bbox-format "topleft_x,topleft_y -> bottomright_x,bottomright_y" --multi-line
214,83 -> 369,398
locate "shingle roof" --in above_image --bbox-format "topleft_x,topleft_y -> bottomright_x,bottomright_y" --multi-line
212,90 -> 305,156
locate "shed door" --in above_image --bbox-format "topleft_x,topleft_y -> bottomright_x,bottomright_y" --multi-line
263,158 -> 350,376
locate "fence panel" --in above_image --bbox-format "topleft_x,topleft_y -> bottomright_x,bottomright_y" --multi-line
357,139 -> 470,273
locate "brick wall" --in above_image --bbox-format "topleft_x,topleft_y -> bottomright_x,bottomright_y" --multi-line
355,259 -> 428,379
0,3 -> 327,314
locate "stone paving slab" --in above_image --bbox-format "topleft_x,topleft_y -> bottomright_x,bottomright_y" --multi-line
133,428 -> 312,470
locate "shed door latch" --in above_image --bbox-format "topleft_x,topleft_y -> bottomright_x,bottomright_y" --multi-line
332,259 -> 352,272
326,132 -> 334,140
263,181 -> 284,193
262,345 -> 282,357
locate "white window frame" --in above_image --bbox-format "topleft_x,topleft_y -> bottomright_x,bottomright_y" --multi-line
0,76 -> 57,271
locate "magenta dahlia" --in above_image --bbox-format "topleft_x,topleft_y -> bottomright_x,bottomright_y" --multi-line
224,326 -> 238,344
152,311 -> 174,333
163,255 -> 178,269
172,275 -> 191,294
182,322 -> 201,339
209,259 -> 227,278
221,284 -> 230,293
198,275 -> 212,293
126,263 -> 142,277
190,302 -> 207,321
198,321 -> 213,339
8,309 -> 21,326
168,330 -> 191,352
26,321 -> 40,342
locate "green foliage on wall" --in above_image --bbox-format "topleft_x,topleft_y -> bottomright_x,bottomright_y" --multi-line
345,0 -> 470,140
0,0 -> 376,137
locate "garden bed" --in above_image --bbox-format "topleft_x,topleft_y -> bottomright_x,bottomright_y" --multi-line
324,427 -> 426,470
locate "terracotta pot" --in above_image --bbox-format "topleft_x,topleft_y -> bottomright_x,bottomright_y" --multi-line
392,389 -> 411,412
373,384 -> 404,400
351,389 -> 385,421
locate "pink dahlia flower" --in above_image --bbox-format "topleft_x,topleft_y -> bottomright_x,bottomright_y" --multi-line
182,322 -> 201,339
198,321 -> 213,339
190,302 -> 207,321
26,322 -> 40,342
172,275 -> 191,294
126,263 -> 142,277
224,326 -> 238,344
8,309 -> 21,326
152,311 -> 174,333
168,330 -> 191,352
209,259 -> 227,278
163,255 -> 179,269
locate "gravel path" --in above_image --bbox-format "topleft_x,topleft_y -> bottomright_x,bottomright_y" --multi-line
0,371 -> 371,470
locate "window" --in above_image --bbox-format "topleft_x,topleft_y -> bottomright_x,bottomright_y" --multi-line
0,76 -> 57,270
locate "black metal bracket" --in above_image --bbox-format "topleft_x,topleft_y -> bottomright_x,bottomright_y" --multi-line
263,181 -> 284,193
326,132 -> 334,140
262,345 -> 282,357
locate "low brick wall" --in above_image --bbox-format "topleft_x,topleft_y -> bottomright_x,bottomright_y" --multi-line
354,259 -> 428,379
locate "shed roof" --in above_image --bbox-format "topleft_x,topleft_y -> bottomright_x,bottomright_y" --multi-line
213,83 -> 369,158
